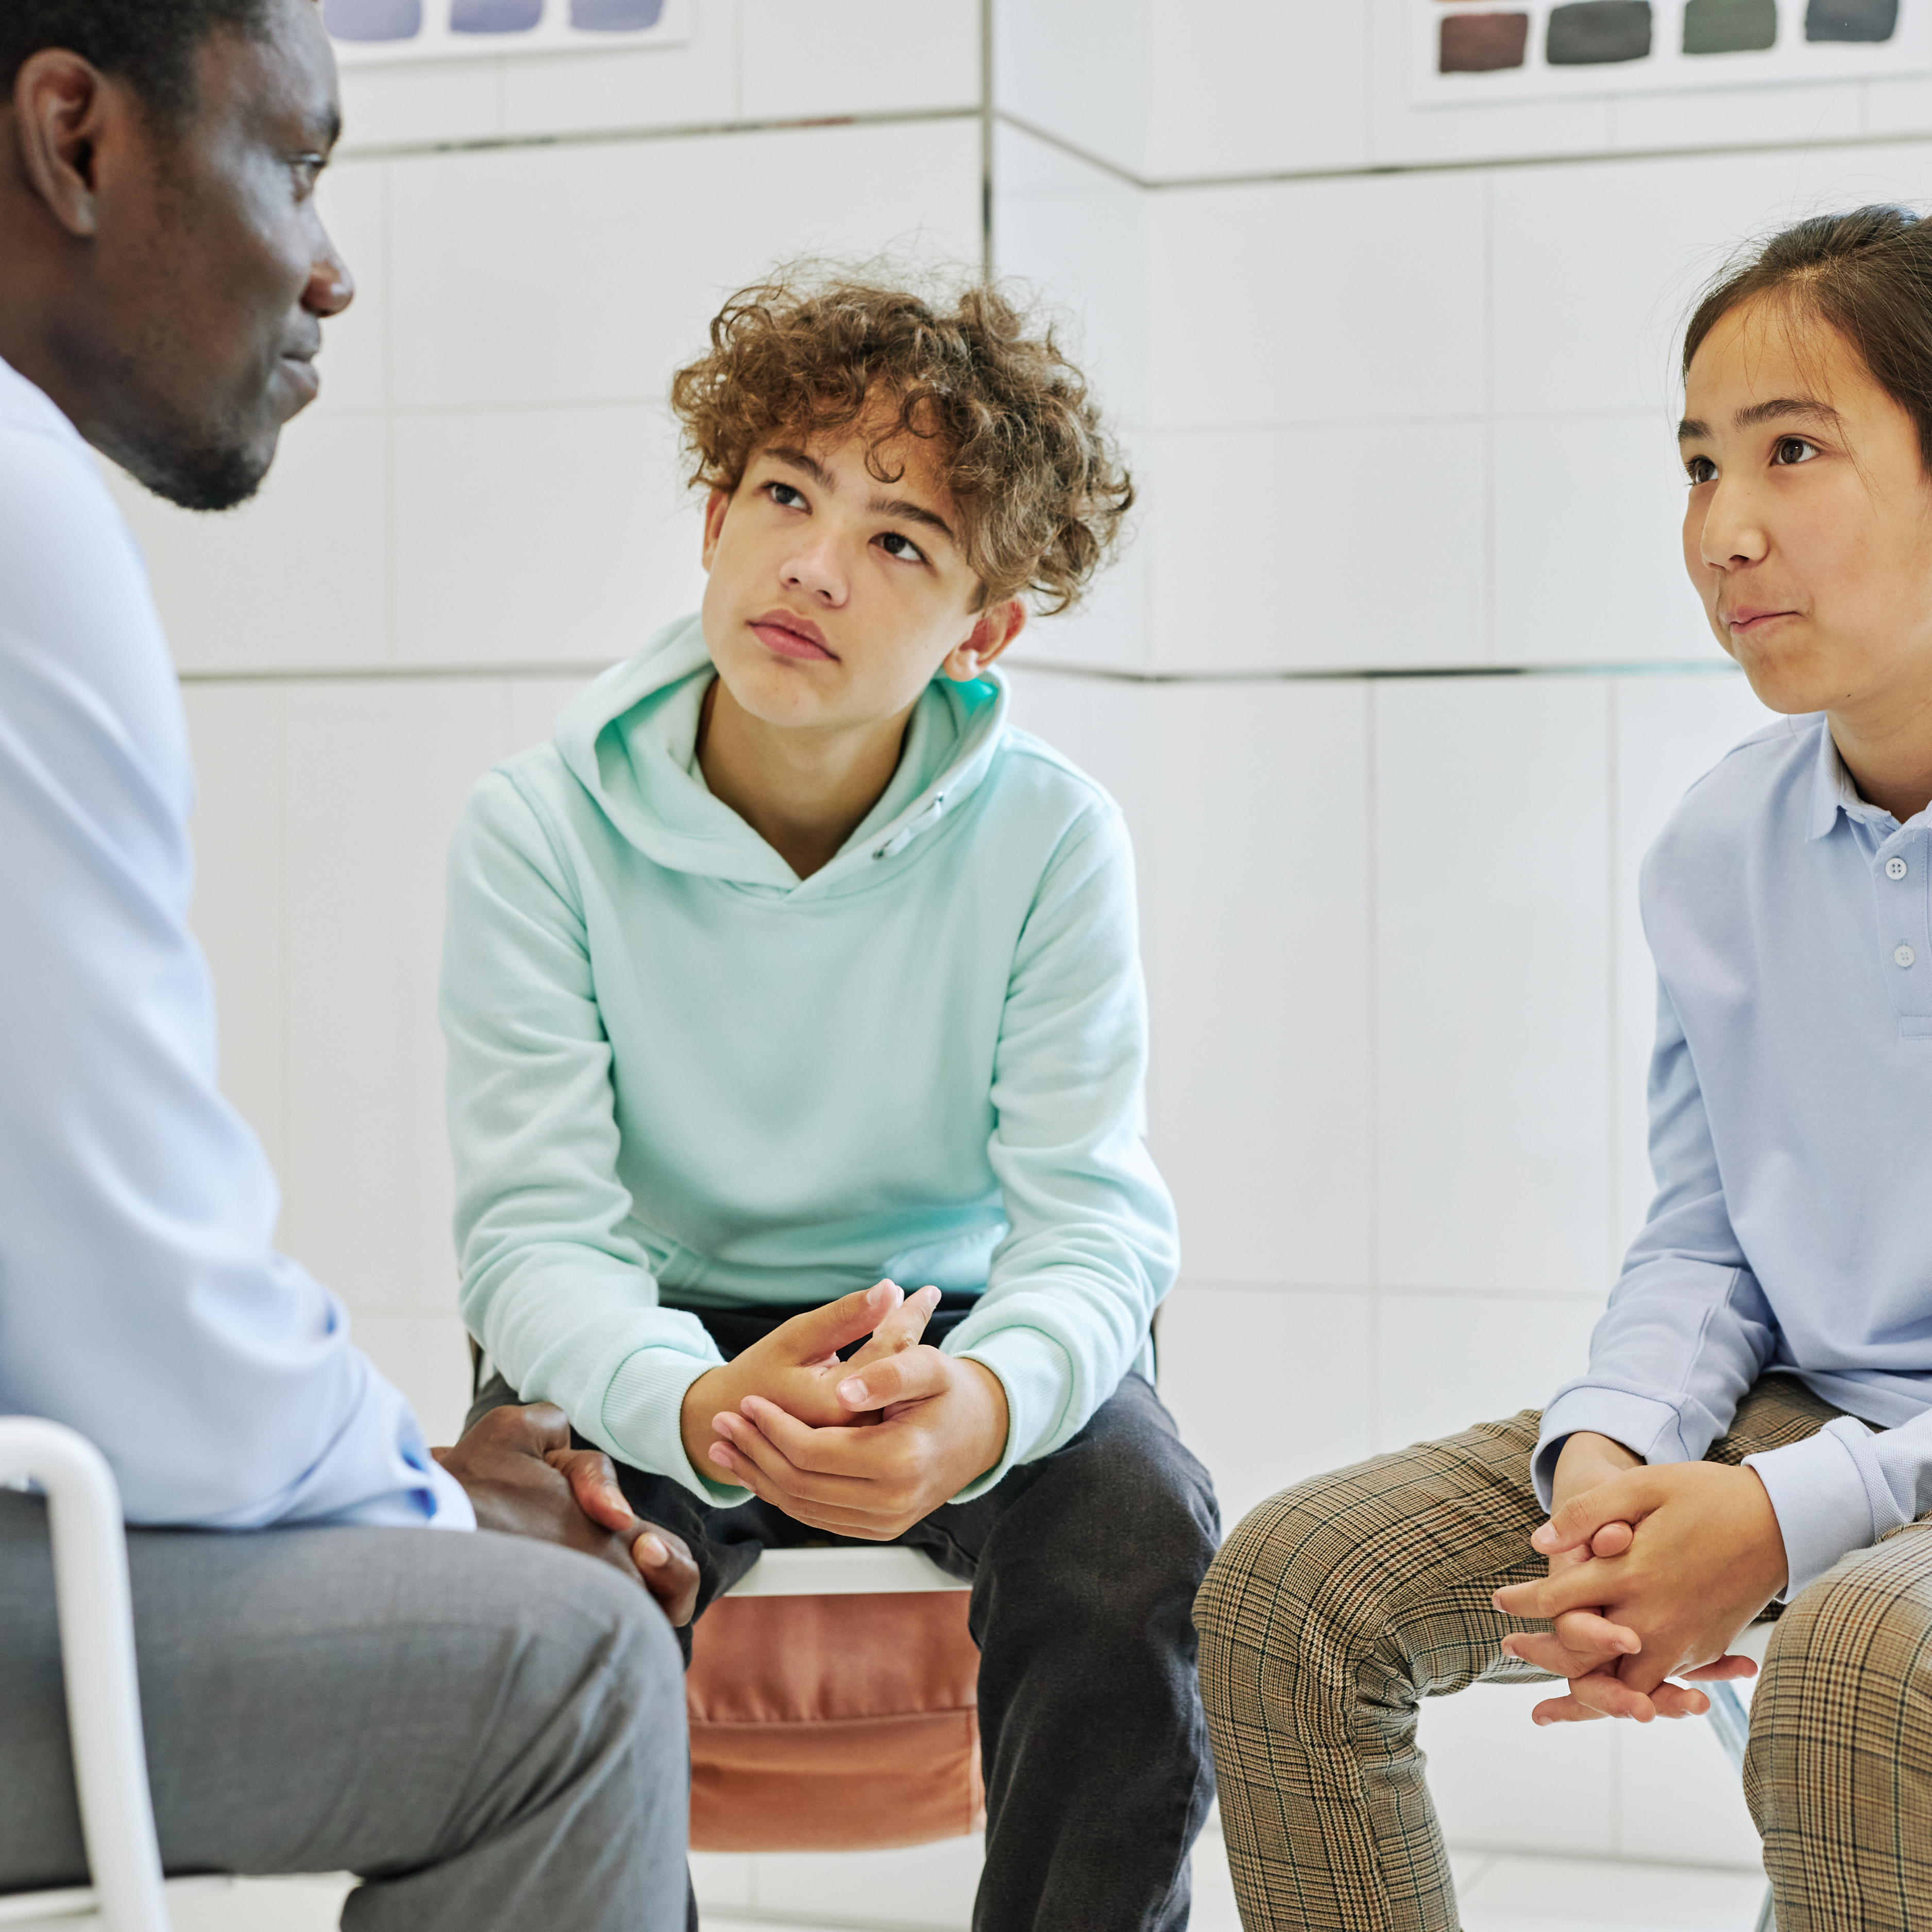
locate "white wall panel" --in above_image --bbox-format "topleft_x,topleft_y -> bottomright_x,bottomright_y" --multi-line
387,118 -> 982,414
1376,1291 -> 1602,1451
510,673 -> 603,751
1147,0 -> 1370,179
1145,681 -> 1374,1284
391,404 -> 688,666
1610,672 -> 1772,1254
337,56 -> 505,154
1159,1284 -> 1375,1530
1608,76 -> 1865,154
1148,172 -> 1486,431
1147,425 -> 1488,673
112,411 -> 393,675
992,0 -> 1147,178
500,0 -> 738,136
1376,677 -> 1611,1294
740,0 -> 980,120
1615,1701 -> 1762,1868
182,684 -> 289,1179
280,678 -> 512,1317
1492,414 -> 1721,668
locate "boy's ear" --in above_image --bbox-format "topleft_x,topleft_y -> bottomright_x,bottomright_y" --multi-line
940,598 -> 1027,683
699,486 -> 732,571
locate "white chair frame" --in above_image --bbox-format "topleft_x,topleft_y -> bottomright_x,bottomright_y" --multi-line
0,1418 -> 176,1932
1706,1620 -> 1776,1932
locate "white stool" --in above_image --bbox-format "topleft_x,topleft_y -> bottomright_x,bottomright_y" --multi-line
1705,1621 -> 1776,1932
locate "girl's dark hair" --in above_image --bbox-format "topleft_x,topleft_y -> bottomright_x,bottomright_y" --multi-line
1683,205 -> 1932,471
1,0 -> 278,128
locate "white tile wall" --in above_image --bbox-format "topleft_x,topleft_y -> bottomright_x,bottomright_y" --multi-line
739,0 -> 981,120
1375,676 -> 1613,1294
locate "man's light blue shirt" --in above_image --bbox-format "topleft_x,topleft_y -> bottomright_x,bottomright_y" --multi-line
0,352 -> 471,1532
1536,710 -> 1932,1595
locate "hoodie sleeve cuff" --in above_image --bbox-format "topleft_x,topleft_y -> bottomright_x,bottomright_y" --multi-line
602,1344 -> 749,1506
950,1327 -> 1074,1504
1745,1417 -> 1895,1600
1533,1388 -> 1687,1509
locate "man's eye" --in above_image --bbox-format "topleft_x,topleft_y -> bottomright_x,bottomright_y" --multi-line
1773,436 -> 1819,466
1685,455 -> 1716,485
878,532 -> 926,564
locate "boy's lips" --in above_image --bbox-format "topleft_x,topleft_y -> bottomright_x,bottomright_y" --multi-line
748,611 -> 837,662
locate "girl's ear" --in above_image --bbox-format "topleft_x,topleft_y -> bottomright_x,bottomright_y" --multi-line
940,599 -> 1028,683
699,486 -> 733,572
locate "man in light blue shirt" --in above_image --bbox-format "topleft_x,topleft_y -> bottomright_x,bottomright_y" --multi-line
0,3 -> 692,1924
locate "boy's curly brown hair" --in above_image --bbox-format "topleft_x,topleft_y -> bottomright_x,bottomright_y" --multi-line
668,265 -> 1133,615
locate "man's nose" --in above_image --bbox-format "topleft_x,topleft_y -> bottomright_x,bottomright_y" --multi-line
303,232 -> 355,320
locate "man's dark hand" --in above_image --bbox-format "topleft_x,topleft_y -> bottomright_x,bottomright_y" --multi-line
433,1403 -> 700,1625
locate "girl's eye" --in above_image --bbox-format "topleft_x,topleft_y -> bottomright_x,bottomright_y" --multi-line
1685,455 -> 1717,486
767,482 -> 806,509
877,531 -> 927,565
1773,436 -> 1819,466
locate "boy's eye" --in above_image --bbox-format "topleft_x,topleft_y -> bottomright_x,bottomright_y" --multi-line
1773,436 -> 1819,466
1685,454 -> 1717,486
766,481 -> 807,510
877,531 -> 927,565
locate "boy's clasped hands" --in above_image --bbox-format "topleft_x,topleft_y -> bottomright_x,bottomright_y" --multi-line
679,1280 -> 1010,1539
1493,1430 -> 1789,1726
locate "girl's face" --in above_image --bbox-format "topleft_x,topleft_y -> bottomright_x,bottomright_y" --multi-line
1680,296 -> 1932,719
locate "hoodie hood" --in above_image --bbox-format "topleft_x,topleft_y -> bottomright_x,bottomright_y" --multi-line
555,614 -> 1010,896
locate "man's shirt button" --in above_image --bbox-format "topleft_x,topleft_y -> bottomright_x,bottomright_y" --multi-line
1887,856 -> 1910,880
1896,944 -> 1918,969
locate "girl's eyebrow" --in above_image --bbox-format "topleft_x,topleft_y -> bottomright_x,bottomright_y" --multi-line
1678,397 -> 1842,440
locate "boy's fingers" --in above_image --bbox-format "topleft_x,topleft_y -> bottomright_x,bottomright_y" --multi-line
1560,1668 -> 1659,1723
1551,1607 -> 1643,1655
1529,1692 -> 1609,1725
775,1281 -> 903,1366
1681,1654 -> 1758,1683
729,1398 -> 878,1474
837,1343 -> 948,1412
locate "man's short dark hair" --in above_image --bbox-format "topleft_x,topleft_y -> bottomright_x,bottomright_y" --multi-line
1,1 -> 279,127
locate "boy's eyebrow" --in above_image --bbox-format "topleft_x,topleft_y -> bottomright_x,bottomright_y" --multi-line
761,445 -> 959,549
1676,397 -> 1842,440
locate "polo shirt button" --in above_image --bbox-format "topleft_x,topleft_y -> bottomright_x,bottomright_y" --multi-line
1888,856 -> 1910,880
1897,945 -> 1919,969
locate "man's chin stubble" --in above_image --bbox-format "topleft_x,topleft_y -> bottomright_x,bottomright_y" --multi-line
100,409 -> 278,514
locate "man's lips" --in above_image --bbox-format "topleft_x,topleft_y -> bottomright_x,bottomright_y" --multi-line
277,355 -> 320,406
748,611 -> 836,662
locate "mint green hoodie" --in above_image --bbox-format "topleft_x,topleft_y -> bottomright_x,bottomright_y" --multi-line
441,615 -> 1176,1503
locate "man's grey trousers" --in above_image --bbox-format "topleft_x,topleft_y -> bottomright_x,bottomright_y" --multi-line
0,1494 -> 690,1930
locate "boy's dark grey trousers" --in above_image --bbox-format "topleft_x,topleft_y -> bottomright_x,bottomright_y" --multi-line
0,1496 -> 691,1930
472,1365 -> 1222,1932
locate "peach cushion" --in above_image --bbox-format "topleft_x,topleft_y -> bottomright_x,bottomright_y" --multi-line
687,1589 -> 985,1853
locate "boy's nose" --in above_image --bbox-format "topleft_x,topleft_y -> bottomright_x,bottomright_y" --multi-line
782,546 -> 847,604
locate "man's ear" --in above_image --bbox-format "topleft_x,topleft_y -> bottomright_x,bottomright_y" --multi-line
12,50 -> 117,240
699,485 -> 732,572
940,598 -> 1027,683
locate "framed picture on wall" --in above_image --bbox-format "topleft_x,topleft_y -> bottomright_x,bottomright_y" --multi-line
1412,0 -> 1929,100
323,0 -> 691,61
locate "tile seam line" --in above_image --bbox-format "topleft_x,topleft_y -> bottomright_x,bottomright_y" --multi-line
994,107 -> 1932,189
175,658 -> 1745,685
335,101 -> 979,161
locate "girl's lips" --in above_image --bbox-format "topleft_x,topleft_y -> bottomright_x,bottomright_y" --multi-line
749,620 -> 835,662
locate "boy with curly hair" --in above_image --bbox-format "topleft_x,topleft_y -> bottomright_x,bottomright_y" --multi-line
442,268 -> 1218,1928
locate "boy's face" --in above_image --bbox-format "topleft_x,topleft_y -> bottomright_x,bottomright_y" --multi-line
698,413 -> 1025,735
1680,297 -> 1932,721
